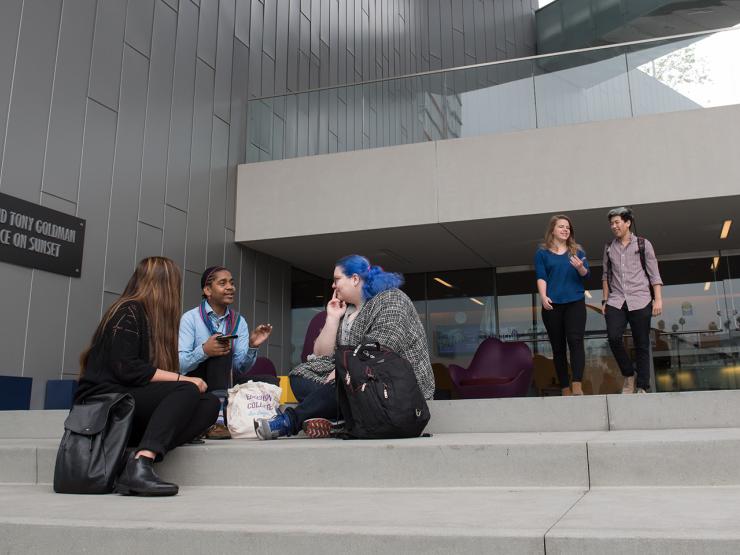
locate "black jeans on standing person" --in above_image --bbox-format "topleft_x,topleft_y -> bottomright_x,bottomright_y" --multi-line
284,375 -> 338,435
605,301 -> 653,391
541,299 -> 586,388
122,382 -> 220,459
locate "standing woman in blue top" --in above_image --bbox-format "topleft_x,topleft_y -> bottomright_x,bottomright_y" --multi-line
535,215 -> 590,396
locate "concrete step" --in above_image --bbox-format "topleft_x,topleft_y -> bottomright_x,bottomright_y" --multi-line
0,484 -> 583,555
4,390 -> 740,438
0,432 -> 595,488
546,486 -> 740,554
2,484 -> 738,554
5,428 -> 740,489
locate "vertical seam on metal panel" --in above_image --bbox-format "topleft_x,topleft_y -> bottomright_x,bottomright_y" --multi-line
40,0 -> 65,202
162,1 -> 182,257
64,0 -> 99,371
21,271 -> 35,376
0,0 -> 25,184
183,3 -> 200,278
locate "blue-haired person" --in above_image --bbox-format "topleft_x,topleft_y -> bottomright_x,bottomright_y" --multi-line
254,254 -> 434,439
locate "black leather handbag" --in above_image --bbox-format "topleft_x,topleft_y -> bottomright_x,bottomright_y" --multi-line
53,392 -> 135,494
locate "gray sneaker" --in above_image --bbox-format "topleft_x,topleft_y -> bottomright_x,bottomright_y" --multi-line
636,388 -> 648,394
622,375 -> 636,394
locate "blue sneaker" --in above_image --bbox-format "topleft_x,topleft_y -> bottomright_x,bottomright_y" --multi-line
254,412 -> 293,440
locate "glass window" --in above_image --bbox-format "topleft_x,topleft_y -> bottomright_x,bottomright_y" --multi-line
534,50 -> 632,128
424,269 -> 494,398
456,61 -> 537,138
627,31 -> 740,117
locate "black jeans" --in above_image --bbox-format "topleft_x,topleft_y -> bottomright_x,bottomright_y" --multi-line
605,301 -> 653,391
124,382 -> 220,459
284,375 -> 337,435
541,299 -> 586,388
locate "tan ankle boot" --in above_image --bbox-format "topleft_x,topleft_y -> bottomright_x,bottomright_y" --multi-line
561,387 -> 572,396
571,382 -> 584,396
622,375 -> 636,394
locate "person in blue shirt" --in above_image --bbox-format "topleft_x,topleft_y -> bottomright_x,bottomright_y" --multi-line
535,215 -> 590,396
179,265 -> 273,438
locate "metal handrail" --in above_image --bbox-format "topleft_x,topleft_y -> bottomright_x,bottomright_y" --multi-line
248,25 -> 739,102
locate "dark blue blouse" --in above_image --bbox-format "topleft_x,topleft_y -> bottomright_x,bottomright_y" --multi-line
535,248 -> 590,304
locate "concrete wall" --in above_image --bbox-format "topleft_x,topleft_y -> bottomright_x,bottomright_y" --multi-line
237,102 -> 740,241
0,0 -> 537,408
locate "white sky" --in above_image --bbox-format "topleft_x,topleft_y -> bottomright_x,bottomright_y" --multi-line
639,28 -> 740,107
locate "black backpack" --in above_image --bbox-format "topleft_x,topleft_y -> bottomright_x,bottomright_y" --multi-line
335,342 -> 430,439
53,393 -> 134,494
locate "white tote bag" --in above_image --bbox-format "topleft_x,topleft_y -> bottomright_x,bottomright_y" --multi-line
226,381 -> 282,439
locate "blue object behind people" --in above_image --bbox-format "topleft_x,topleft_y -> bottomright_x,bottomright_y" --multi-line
44,379 -> 78,409
534,248 -> 590,304
178,302 -> 257,376
0,375 -> 32,410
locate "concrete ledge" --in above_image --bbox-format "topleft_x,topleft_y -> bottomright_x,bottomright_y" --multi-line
20,427 -> 740,488
547,487 -> 740,554
29,434 -> 593,488
0,485 -> 584,554
427,396 -> 608,433
0,445 -> 38,484
150,432 -> 594,489
0,410 -> 66,439
607,390 -> 740,430
587,428 -> 740,487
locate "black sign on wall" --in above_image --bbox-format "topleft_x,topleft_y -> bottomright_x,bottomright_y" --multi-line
0,192 -> 86,277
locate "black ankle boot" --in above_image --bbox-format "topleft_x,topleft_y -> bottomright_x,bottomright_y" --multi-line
116,453 -> 179,497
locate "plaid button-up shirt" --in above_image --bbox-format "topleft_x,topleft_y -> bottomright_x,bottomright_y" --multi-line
602,234 -> 663,311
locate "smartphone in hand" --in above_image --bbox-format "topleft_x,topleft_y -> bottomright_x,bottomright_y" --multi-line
217,334 -> 238,342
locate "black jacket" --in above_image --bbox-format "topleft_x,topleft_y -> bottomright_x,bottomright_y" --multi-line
75,301 -> 157,401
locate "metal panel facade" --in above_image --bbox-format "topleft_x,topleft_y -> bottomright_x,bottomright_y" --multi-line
0,0 -> 535,406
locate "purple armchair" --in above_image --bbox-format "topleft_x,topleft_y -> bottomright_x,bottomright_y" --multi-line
301,311 -> 327,363
244,356 -> 278,378
448,337 -> 533,399
234,356 -> 280,386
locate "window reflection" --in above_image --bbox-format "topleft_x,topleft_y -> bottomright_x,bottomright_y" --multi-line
289,253 -> 740,396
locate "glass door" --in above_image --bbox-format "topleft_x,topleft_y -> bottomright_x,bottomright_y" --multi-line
653,256 -> 732,391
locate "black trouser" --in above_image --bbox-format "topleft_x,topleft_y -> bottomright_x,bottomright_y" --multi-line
189,354 -> 231,392
605,301 -> 652,391
541,299 -> 586,388
123,382 -> 220,459
284,375 -> 337,435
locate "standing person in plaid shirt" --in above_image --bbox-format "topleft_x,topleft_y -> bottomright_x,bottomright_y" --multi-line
602,207 -> 663,394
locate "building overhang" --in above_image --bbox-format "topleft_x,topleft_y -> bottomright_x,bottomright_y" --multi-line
537,0 -> 740,54
236,104 -> 740,277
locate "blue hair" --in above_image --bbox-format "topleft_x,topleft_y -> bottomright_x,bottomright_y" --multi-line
336,254 -> 404,301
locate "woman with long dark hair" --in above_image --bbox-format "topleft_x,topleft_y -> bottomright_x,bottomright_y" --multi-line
254,254 -> 434,439
535,215 -> 590,396
76,257 -> 219,496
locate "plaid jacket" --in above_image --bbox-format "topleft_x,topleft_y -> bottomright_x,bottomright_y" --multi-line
291,288 -> 435,400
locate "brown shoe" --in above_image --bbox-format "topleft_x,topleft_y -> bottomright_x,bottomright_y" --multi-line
622,376 -> 636,394
561,387 -> 572,396
571,382 -> 584,396
205,423 -> 231,440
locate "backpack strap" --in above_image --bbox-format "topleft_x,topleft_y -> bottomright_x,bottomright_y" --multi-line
636,236 -> 655,300
604,241 -> 612,290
